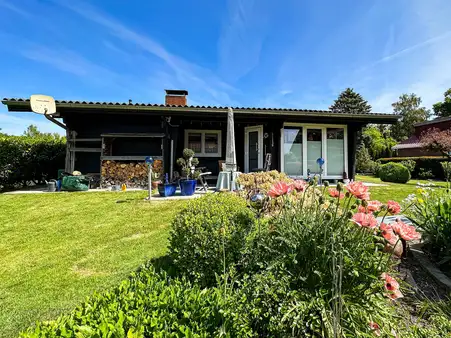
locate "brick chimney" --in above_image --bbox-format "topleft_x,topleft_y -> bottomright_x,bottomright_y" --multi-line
165,89 -> 188,106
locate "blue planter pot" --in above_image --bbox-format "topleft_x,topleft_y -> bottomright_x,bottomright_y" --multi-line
158,183 -> 177,197
180,179 -> 197,196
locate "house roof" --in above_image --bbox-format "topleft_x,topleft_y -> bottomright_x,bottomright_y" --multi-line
414,116 -> 451,127
2,97 -> 400,122
392,135 -> 422,150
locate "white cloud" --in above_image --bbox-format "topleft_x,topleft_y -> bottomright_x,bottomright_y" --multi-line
55,0 -> 238,106
218,0 -> 268,82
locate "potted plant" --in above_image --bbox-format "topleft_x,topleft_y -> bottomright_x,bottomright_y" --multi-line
158,173 -> 178,197
177,148 -> 200,196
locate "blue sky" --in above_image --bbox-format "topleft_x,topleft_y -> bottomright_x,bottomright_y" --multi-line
1,0 -> 451,135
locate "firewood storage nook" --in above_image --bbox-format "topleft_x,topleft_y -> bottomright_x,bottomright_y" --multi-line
100,133 -> 164,188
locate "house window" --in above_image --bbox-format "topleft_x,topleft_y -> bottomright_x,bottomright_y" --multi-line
283,128 -> 303,176
184,130 -> 222,157
327,128 -> 345,176
307,129 -> 322,174
281,124 -> 347,178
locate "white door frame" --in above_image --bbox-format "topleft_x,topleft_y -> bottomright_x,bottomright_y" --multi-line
244,125 -> 264,173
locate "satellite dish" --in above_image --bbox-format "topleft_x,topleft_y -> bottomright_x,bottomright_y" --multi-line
30,94 -> 56,115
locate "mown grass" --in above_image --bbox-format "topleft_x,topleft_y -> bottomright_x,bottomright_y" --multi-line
356,174 -> 448,203
0,191 -> 185,337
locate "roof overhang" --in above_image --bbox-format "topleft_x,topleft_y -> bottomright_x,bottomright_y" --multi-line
392,143 -> 423,150
2,98 -> 400,124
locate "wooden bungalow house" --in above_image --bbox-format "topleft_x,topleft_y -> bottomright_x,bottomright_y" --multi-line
2,90 -> 398,185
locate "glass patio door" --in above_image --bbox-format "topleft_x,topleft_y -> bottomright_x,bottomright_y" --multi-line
306,128 -> 323,175
245,126 -> 263,173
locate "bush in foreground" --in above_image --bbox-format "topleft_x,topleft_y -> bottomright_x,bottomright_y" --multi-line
20,266 -> 253,337
379,162 -> 411,183
169,193 -> 255,286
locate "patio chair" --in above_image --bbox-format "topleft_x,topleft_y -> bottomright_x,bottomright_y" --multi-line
197,167 -> 212,192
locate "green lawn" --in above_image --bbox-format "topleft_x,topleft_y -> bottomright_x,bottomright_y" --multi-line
0,191 -> 185,337
356,174 -> 448,203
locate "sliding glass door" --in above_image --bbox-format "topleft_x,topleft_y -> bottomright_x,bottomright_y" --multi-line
306,129 -> 322,175
283,128 -> 303,176
282,125 -> 347,178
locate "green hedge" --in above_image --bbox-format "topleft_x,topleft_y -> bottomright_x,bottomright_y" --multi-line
0,135 -> 66,191
379,162 -> 411,183
20,266 -> 253,337
378,156 -> 449,180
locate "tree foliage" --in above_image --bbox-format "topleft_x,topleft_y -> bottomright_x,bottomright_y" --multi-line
329,88 -> 371,114
361,126 -> 396,159
420,128 -> 451,159
390,94 -> 430,141
433,89 -> 451,118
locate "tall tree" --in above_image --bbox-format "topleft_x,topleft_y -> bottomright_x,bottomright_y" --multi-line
433,88 -> 451,118
390,93 -> 430,141
23,124 -> 41,137
329,88 -> 372,114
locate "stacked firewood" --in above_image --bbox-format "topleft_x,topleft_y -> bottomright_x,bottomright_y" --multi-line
101,160 -> 163,188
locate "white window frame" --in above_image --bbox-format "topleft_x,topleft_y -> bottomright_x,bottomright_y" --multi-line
184,129 -> 222,157
280,123 -> 348,179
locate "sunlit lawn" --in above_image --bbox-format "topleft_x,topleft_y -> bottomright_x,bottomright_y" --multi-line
0,191 -> 185,337
356,174 -> 448,203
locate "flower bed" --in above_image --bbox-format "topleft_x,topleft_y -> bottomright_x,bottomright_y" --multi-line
21,176 -> 451,337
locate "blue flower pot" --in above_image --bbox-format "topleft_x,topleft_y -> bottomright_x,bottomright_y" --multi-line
180,179 -> 197,196
158,183 -> 177,197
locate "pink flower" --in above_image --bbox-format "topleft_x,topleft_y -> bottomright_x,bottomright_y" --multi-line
346,181 -> 370,200
291,180 -> 307,192
381,273 -> 403,300
329,188 -> 344,199
352,212 -> 378,229
367,200 -> 383,212
268,181 -> 292,198
358,201 -> 382,213
380,223 -> 399,245
387,200 -> 401,214
391,221 -> 421,241
369,322 -> 381,337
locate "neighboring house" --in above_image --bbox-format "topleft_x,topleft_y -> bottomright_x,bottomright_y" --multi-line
392,117 -> 451,157
2,90 -> 398,181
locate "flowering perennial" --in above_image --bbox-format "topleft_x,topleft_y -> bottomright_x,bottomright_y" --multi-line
346,181 -> 370,200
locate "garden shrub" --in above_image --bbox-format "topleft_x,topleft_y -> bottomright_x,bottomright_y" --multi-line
20,266 -> 253,337
236,170 -> 292,193
169,193 -> 256,286
379,162 -> 411,183
400,159 -> 416,174
378,156 -> 447,179
0,134 -> 65,191
407,188 -> 451,266
418,168 -> 435,179
442,161 -> 451,182
223,180 -> 413,336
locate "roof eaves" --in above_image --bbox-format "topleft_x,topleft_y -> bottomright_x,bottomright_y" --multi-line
1,98 -> 399,120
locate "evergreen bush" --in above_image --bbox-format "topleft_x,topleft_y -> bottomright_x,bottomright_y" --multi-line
379,162 -> 411,183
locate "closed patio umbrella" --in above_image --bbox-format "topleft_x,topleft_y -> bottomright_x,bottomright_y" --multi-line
225,107 -> 237,172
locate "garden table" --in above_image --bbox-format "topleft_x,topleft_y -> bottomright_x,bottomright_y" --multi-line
215,171 -> 241,191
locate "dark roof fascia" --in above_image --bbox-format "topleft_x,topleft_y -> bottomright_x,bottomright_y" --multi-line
414,116 -> 451,127
2,98 -> 400,122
